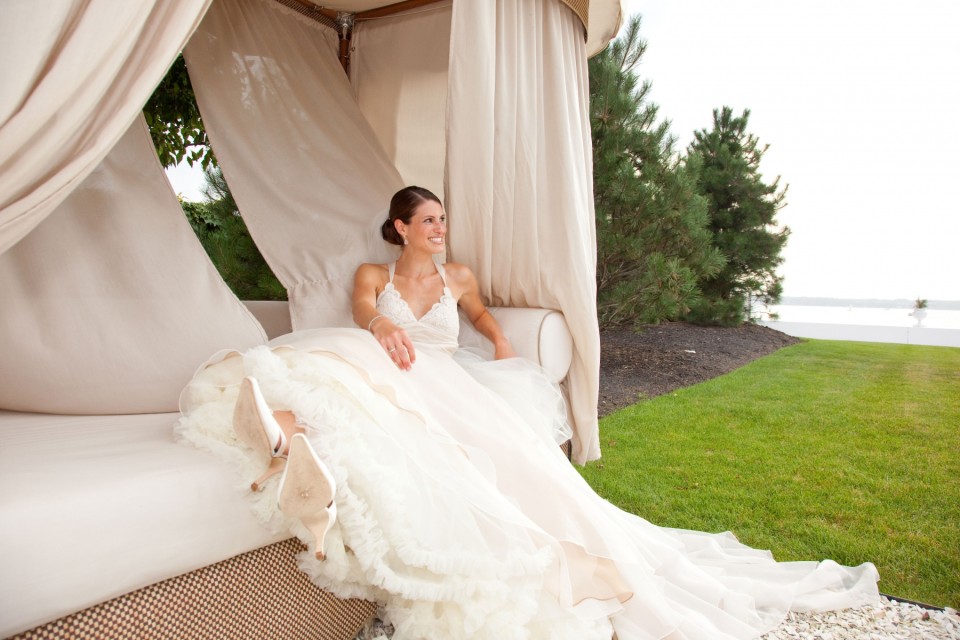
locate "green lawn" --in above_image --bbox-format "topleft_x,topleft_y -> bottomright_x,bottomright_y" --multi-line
580,339 -> 960,608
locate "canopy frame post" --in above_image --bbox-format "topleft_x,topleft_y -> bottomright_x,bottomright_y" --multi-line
334,12 -> 355,74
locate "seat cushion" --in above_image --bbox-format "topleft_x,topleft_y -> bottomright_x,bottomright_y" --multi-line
0,411 -> 284,638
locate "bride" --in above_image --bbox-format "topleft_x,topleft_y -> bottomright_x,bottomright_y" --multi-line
177,186 -> 879,640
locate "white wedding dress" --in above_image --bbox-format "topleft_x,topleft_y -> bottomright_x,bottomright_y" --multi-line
177,261 -> 879,640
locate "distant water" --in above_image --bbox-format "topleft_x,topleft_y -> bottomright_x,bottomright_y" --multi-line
765,305 -> 960,330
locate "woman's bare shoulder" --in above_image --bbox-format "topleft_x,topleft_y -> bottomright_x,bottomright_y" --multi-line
355,262 -> 388,277
441,262 -> 480,301
441,261 -> 476,284
354,262 -> 391,287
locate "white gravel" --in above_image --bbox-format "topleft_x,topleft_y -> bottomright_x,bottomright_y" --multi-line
356,597 -> 960,639
761,597 -> 960,640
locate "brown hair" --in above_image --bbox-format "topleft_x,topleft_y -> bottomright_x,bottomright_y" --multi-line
381,186 -> 442,246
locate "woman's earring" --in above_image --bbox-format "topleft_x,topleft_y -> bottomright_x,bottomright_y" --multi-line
403,236 -> 408,245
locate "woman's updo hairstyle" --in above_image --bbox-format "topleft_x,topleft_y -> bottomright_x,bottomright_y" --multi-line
381,186 -> 442,246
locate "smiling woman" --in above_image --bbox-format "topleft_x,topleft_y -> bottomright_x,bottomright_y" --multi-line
175,181 -> 881,639
378,186 -> 446,252
355,185 -> 520,366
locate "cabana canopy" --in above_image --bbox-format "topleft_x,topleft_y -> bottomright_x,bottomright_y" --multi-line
0,0 -> 623,463
271,0 -> 621,64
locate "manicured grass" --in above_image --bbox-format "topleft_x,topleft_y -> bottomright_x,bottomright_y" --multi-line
580,339 -> 960,608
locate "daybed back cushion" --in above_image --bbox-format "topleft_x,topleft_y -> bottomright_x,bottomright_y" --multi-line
0,117 -> 267,414
458,307 -> 573,383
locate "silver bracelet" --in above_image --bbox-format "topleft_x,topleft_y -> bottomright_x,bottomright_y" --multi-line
367,314 -> 386,331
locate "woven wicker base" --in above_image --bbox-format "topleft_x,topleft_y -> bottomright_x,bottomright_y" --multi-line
8,538 -> 376,640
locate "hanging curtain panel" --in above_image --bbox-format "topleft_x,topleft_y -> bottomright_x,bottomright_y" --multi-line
445,0 -> 602,462
351,2 -> 452,201
184,0 -> 404,330
0,116 -> 267,414
0,0 -> 212,255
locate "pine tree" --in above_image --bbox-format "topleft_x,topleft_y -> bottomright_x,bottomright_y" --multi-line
590,17 -> 724,327
686,107 -> 789,326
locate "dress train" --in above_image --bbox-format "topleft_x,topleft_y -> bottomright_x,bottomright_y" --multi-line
177,328 -> 879,640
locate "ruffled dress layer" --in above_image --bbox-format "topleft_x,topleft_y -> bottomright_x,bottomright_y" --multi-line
176,262 -> 879,640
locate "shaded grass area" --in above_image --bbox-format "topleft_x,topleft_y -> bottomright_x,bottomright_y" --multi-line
581,340 -> 960,608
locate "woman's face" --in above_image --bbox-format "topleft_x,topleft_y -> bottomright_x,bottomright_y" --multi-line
397,200 -> 446,255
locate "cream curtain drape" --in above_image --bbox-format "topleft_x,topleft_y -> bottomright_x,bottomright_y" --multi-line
0,0 -> 212,255
351,2 -> 452,200
445,0 -> 602,462
0,116 -> 267,414
184,0 -> 405,330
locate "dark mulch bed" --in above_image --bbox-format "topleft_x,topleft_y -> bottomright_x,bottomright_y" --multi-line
599,322 -> 800,417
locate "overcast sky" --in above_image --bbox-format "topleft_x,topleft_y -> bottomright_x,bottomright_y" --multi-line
619,0 -> 959,300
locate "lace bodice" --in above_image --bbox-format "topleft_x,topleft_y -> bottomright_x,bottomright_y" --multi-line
376,261 -> 459,350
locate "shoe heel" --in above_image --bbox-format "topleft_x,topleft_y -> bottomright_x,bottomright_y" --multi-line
234,377 -> 288,492
278,434 -> 338,561
251,456 -> 286,492
302,501 -> 337,561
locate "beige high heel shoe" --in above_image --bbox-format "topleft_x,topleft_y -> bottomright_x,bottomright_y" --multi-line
278,433 -> 338,561
233,376 -> 287,492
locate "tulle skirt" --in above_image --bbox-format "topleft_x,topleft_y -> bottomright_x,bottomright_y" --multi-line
176,328 -> 879,640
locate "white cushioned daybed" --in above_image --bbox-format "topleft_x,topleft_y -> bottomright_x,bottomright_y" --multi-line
0,0 -> 614,635
0,302 -> 573,639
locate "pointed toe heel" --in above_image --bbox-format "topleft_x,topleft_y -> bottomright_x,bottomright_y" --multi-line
233,376 -> 288,492
278,433 -> 338,561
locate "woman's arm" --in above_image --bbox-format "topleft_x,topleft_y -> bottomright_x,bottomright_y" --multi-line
352,264 -> 416,370
448,264 -> 517,360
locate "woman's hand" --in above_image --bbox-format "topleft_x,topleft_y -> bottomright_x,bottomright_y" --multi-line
372,318 -> 416,370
